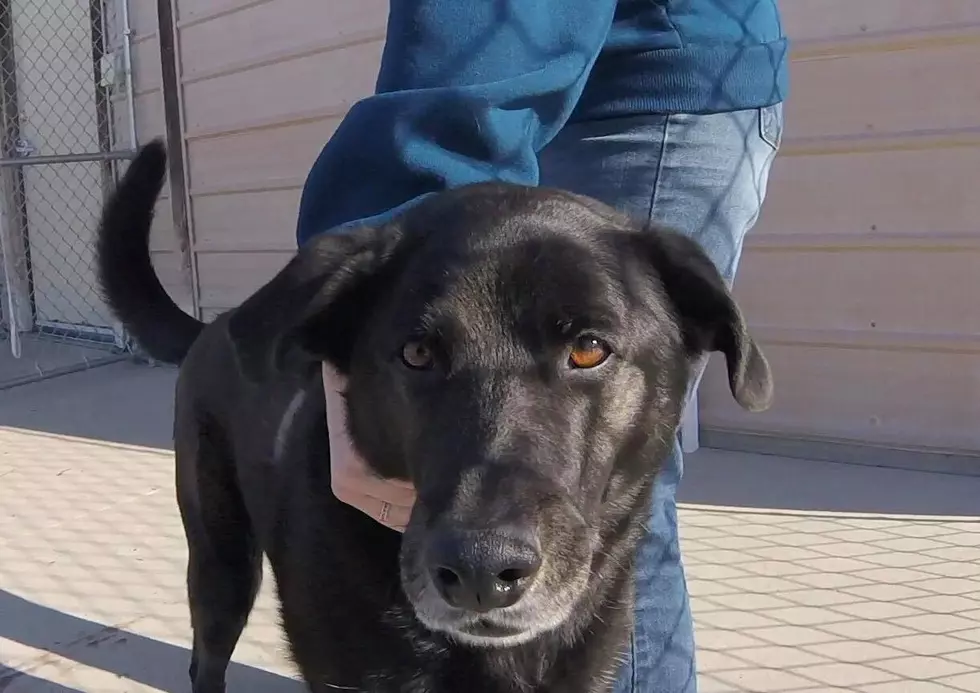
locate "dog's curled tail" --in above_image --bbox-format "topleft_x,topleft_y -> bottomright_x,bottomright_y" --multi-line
96,139 -> 204,364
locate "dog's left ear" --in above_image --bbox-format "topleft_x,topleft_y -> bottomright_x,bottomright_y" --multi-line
227,222 -> 407,381
626,227 -> 773,412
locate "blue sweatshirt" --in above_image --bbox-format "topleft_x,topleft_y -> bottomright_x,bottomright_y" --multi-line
297,0 -> 788,245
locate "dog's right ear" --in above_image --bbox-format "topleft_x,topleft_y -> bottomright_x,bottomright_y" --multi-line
227,223 -> 406,381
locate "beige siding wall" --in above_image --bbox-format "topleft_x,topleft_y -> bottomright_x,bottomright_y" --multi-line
698,1 -> 980,454
128,0 -> 978,455
127,0 -> 389,312
172,0 -> 387,311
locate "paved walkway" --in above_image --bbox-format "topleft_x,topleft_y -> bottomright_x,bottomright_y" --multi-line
684,507 -> 980,692
1,363 -> 978,692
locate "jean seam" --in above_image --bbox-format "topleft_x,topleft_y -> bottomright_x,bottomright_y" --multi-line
644,115 -> 672,225
758,103 -> 783,151
630,629 -> 638,692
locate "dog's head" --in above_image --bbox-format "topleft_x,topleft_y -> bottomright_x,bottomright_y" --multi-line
229,184 -> 772,648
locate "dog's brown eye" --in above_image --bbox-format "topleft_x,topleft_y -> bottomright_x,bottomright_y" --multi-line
568,336 -> 611,369
401,339 -> 435,370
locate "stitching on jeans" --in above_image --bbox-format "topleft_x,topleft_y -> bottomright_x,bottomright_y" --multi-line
630,630 -> 637,692
759,104 -> 783,151
645,115 -> 672,225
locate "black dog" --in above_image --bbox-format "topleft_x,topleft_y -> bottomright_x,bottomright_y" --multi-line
97,141 -> 772,693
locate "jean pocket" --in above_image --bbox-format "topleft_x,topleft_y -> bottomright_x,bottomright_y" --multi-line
759,103 -> 784,151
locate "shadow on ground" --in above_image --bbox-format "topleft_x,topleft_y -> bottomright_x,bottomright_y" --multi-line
0,361 -> 176,450
0,591 -> 302,693
680,447 -> 980,518
0,671 -> 84,693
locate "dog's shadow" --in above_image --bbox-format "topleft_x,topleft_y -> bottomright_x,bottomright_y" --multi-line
0,590 -> 303,692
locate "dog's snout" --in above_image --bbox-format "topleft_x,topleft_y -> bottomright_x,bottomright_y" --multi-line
427,529 -> 542,613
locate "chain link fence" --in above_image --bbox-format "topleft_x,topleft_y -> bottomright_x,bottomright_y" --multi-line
0,0 -> 137,389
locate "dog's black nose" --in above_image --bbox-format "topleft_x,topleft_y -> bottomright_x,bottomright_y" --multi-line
427,529 -> 542,612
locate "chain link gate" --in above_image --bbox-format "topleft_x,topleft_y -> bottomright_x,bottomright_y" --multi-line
0,0 -> 138,389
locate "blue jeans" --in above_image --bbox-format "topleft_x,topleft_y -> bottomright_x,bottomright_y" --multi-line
538,105 -> 783,692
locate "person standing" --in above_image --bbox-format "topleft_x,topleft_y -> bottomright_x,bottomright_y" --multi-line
297,2 -> 787,690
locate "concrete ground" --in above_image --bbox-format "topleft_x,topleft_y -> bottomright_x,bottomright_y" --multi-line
1,362 -> 978,692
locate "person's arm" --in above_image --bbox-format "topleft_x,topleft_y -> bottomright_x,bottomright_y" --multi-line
305,1 -> 618,531
296,0 -> 618,244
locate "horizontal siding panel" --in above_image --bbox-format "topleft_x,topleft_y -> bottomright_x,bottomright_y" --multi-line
181,39 -> 383,135
785,40 -> 980,140
186,116 -> 340,191
748,326 -> 979,355
176,0 -> 264,24
196,251 -> 291,308
784,0 -> 980,43
733,248 -> 979,337
191,188 -> 301,251
699,344 -> 980,453
178,0 -> 387,76
755,147 -> 980,239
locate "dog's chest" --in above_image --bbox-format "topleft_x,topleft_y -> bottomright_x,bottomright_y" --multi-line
365,640 -> 619,693
284,584 -> 624,693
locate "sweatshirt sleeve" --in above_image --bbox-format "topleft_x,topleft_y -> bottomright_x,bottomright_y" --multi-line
296,0 -> 618,245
